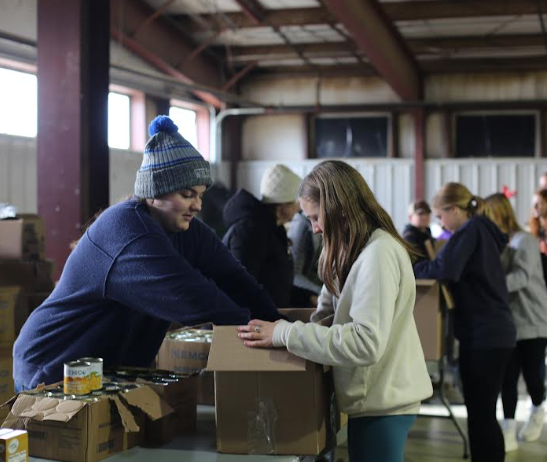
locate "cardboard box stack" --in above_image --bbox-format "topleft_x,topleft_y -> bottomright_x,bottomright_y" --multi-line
156,328 -> 214,405
0,214 -> 55,406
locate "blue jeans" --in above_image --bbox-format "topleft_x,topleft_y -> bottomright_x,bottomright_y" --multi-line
347,414 -> 416,462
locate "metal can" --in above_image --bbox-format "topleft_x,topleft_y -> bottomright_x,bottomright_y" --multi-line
78,357 -> 103,391
63,361 -> 91,395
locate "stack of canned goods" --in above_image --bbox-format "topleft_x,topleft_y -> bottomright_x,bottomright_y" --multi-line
166,329 -> 213,343
104,367 -> 191,385
23,382 -> 142,402
63,357 -> 103,396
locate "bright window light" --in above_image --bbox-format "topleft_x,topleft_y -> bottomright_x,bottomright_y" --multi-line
108,92 -> 131,149
169,107 -> 198,148
0,67 -> 37,138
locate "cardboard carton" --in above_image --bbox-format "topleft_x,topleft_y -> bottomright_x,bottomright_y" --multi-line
0,215 -> 45,260
156,329 -> 213,405
207,326 -> 329,456
1,385 -> 172,462
0,287 -> 21,347
0,428 -> 28,462
0,260 -> 55,293
414,280 -> 443,361
0,350 -> 13,407
278,308 -> 314,323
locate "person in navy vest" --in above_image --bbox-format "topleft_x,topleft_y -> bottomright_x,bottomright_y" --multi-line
13,116 -> 282,391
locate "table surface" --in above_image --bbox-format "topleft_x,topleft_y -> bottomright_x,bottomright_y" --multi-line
29,405 -> 305,462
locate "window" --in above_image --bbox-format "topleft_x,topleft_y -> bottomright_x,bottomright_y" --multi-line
455,113 -> 537,157
169,106 -> 198,148
108,92 -> 131,149
0,67 -> 37,138
314,115 -> 389,158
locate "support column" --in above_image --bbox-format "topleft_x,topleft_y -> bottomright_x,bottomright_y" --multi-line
413,108 -> 425,200
37,0 -> 110,279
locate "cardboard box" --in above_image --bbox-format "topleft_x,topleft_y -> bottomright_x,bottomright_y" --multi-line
156,329 -> 213,405
0,260 -> 55,293
0,215 -> 45,260
414,280 -> 443,361
207,326 -> 329,456
1,385 -> 172,462
0,428 -> 28,462
0,351 -> 13,409
278,308 -> 314,323
0,287 -> 21,347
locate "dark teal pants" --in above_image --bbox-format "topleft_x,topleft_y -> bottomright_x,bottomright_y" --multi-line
347,414 -> 416,462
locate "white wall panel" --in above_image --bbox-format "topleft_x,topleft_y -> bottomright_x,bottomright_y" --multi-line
425,159 -> 547,227
235,159 -> 414,232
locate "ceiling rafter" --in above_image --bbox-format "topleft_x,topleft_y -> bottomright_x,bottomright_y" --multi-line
176,1 -> 547,34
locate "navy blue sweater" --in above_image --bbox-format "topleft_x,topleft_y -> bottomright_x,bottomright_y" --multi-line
13,199 -> 281,388
414,215 -> 516,350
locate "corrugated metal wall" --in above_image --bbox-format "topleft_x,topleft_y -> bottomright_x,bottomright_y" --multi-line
2,134 -> 546,232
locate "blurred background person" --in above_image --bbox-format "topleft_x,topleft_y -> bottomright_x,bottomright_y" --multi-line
403,200 -> 434,262
223,164 -> 301,307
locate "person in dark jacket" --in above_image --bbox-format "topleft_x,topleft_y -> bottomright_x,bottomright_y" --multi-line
402,199 -> 434,261
414,182 -> 516,462
13,116 -> 282,391
223,164 -> 301,308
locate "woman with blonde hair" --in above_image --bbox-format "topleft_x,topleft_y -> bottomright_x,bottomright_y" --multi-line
485,193 -> 547,450
414,182 -> 516,462
237,160 -> 433,462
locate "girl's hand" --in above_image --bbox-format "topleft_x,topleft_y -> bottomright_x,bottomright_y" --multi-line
237,319 -> 276,348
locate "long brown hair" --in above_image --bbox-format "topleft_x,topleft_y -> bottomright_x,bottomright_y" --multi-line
298,160 -> 416,296
484,193 -> 522,236
432,182 -> 486,217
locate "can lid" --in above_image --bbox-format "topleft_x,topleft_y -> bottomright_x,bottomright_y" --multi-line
65,360 -> 91,367
78,357 -> 103,363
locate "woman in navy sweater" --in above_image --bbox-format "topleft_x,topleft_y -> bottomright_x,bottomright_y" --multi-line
414,182 -> 516,462
13,116 -> 282,390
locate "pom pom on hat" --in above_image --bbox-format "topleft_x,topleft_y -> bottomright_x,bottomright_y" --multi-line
148,115 -> 179,137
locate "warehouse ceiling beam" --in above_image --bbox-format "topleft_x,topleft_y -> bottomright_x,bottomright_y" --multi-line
225,34 -> 547,62
233,0 -> 266,25
110,0 -> 225,106
130,0 -> 177,39
321,0 -> 422,101
178,0 -> 546,33
222,61 -> 258,91
111,28 -> 224,108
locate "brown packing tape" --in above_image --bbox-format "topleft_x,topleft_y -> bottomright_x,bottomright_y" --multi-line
120,386 -> 173,421
109,395 -> 140,433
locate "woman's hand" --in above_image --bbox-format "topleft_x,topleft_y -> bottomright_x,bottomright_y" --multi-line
237,319 -> 276,348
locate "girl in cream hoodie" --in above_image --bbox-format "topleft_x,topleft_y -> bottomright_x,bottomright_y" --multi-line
238,160 -> 432,462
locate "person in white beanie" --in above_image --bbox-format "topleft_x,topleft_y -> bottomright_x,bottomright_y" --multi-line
222,164 -> 302,307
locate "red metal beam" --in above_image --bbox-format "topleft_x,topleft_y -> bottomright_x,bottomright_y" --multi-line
222,61 -> 258,91
110,0 -> 224,93
233,0 -> 265,25
321,0 -> 422,101
131,0 -> 177,38
111,27 -> 224,108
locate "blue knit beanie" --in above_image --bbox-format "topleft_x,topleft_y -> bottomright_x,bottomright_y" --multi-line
134,115 -> 213,198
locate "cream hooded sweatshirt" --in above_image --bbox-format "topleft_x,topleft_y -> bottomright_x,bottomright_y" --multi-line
273,228 -> 433,417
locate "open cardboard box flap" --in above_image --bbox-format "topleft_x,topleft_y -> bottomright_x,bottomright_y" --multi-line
1,385 -> 172,432
207,326 -> 307,372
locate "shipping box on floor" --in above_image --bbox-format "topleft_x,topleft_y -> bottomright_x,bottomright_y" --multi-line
0,215 -> 45,260
156,329 -> 213,405
207,326 -> 329,456
0,259 -> 55,293
0,385 -> 173,462
414,280 -> 443,361
0,287 -> 20,347
0,349 -> 13,407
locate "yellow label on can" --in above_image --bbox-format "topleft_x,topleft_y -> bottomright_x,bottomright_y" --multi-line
78,357 -> 103,391
64,361 -> 91,395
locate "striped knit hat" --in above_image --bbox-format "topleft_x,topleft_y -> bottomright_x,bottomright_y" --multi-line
134,115 -> 213,198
